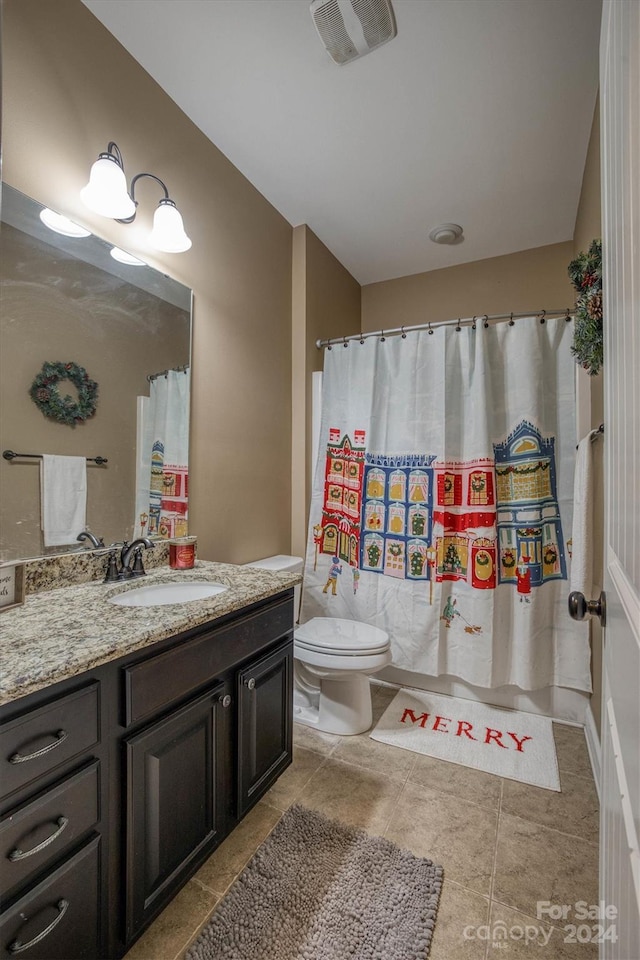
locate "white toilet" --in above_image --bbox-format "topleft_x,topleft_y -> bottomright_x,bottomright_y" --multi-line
244,556 -> 391,736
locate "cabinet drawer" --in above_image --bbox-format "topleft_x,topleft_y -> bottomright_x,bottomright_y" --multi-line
124,595 -> 293,726
0,761 -> 99,898
0,684 -> 99,799
0,835 -> 100,959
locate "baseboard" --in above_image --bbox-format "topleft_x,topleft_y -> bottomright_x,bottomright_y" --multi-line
584,702 -> 601,800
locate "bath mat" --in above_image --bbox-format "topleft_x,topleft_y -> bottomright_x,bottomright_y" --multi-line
186,804 -> 443,960
371,688 -> 560,791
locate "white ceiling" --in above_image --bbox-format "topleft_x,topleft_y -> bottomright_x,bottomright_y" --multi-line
82,0 -> 601,285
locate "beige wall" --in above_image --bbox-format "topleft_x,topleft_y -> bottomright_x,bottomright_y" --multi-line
291,225 -> 360,558
362,241 -> 575,330
2,0 -> 292,564
573,102 -> 604,735
0,224 -> 189,561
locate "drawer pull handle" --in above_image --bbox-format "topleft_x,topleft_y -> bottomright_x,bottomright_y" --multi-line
9,817 -> 69,862
219,694 -> 232,708
8,731 -> 68,764
8,898 -> 69,954
244,677 -> 256,691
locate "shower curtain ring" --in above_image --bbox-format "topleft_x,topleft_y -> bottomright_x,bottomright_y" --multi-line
359,332 -> 365,344
471,316 -> 477,330
343,335 -> 348,348
483,315 -> 489,328
565,309 -> 572,322
455,318 -> 461,332
380,329 -> 386,342
509,312 -> 515,326
539,310 -> 546,324
428,322 -> 434,335
401,326 -> 406,339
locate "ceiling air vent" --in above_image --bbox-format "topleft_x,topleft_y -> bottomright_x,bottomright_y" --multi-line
310,0 -> 397,65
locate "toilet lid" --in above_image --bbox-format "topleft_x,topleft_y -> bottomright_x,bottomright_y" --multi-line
295,618 -> 389,654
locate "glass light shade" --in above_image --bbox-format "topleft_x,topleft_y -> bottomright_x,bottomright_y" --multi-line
39,208 -> 92,238
110,246 -> 146,266
150,199 -> 192,253
80,156 -> 136,220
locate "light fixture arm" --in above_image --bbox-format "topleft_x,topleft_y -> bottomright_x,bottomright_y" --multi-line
105,142 -> 125,167
117,172 -> 171,224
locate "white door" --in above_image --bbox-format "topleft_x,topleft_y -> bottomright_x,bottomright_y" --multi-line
599,2 -> 640,957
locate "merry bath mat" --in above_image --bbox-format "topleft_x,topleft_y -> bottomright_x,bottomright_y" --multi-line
371,689 -> 560,791
186,804 -> 443,960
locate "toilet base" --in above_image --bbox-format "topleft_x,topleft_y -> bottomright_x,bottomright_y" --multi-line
294,672 -> 373,736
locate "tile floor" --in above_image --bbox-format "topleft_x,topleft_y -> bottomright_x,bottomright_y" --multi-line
125,684 -> 600,960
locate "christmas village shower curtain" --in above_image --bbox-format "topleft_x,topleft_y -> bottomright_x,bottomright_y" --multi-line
134,369 -> 190,540
301,317 -> 591,692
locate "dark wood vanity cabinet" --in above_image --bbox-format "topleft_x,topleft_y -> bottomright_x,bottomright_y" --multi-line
0,590 -> 294,959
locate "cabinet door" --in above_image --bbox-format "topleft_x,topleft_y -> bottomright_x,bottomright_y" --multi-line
124,684 -> 225,942
237,641 -> 293,817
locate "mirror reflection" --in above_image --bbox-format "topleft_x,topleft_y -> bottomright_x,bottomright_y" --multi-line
0,185 -> 192,564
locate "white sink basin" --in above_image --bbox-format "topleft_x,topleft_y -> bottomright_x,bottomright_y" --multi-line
108,581 -> 228,607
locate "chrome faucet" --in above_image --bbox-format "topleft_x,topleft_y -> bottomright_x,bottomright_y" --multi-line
77,530 -> 104,549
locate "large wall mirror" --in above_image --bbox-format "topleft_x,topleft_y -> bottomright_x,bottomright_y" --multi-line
0,184 -> 192,563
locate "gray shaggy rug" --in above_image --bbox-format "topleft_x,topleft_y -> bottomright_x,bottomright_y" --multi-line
186,804 -> 443,960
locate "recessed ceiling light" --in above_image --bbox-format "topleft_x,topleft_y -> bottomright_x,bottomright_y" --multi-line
110,246 -> 146,266
39,208 -> 91,238
429,223 -> 464,245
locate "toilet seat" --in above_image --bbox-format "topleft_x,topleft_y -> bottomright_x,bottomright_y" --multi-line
295,617 -> 389,655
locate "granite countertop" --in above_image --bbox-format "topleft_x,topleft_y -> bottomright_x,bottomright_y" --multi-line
0,561 -> 301,707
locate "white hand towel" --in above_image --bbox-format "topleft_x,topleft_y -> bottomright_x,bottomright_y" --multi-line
570,435 -> 594,598
40,455 -> 87,547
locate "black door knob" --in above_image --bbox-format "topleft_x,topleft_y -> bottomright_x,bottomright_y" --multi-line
568,590 -> 606,626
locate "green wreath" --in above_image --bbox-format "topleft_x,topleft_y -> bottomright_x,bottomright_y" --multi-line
544,547 -> 558,566
568,239 -> 603,375
502,550 -> 516,569
476,550 -> 490,566
388,543 -> 403,557
30,361 -> 98,427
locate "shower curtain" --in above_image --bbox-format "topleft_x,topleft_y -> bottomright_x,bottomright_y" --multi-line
301,316 -> 591,693
135,368 -> 190,539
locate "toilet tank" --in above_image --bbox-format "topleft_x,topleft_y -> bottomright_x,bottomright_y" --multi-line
243,555 -> 304,622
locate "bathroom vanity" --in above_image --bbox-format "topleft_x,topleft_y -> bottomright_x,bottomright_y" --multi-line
0,561 -> 299,959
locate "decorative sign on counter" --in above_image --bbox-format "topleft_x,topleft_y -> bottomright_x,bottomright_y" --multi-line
0,564 -> 25,612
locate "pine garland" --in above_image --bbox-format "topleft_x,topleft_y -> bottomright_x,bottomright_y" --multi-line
568,239 -> 603,376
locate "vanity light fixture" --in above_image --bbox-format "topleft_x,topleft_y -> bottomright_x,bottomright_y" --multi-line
110,246 -> 146,266
39,208 -> 92,238
81,142 -> 192,253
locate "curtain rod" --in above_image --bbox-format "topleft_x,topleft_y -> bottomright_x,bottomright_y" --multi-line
147,363 -> 190,383
316,308 -> 574,349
